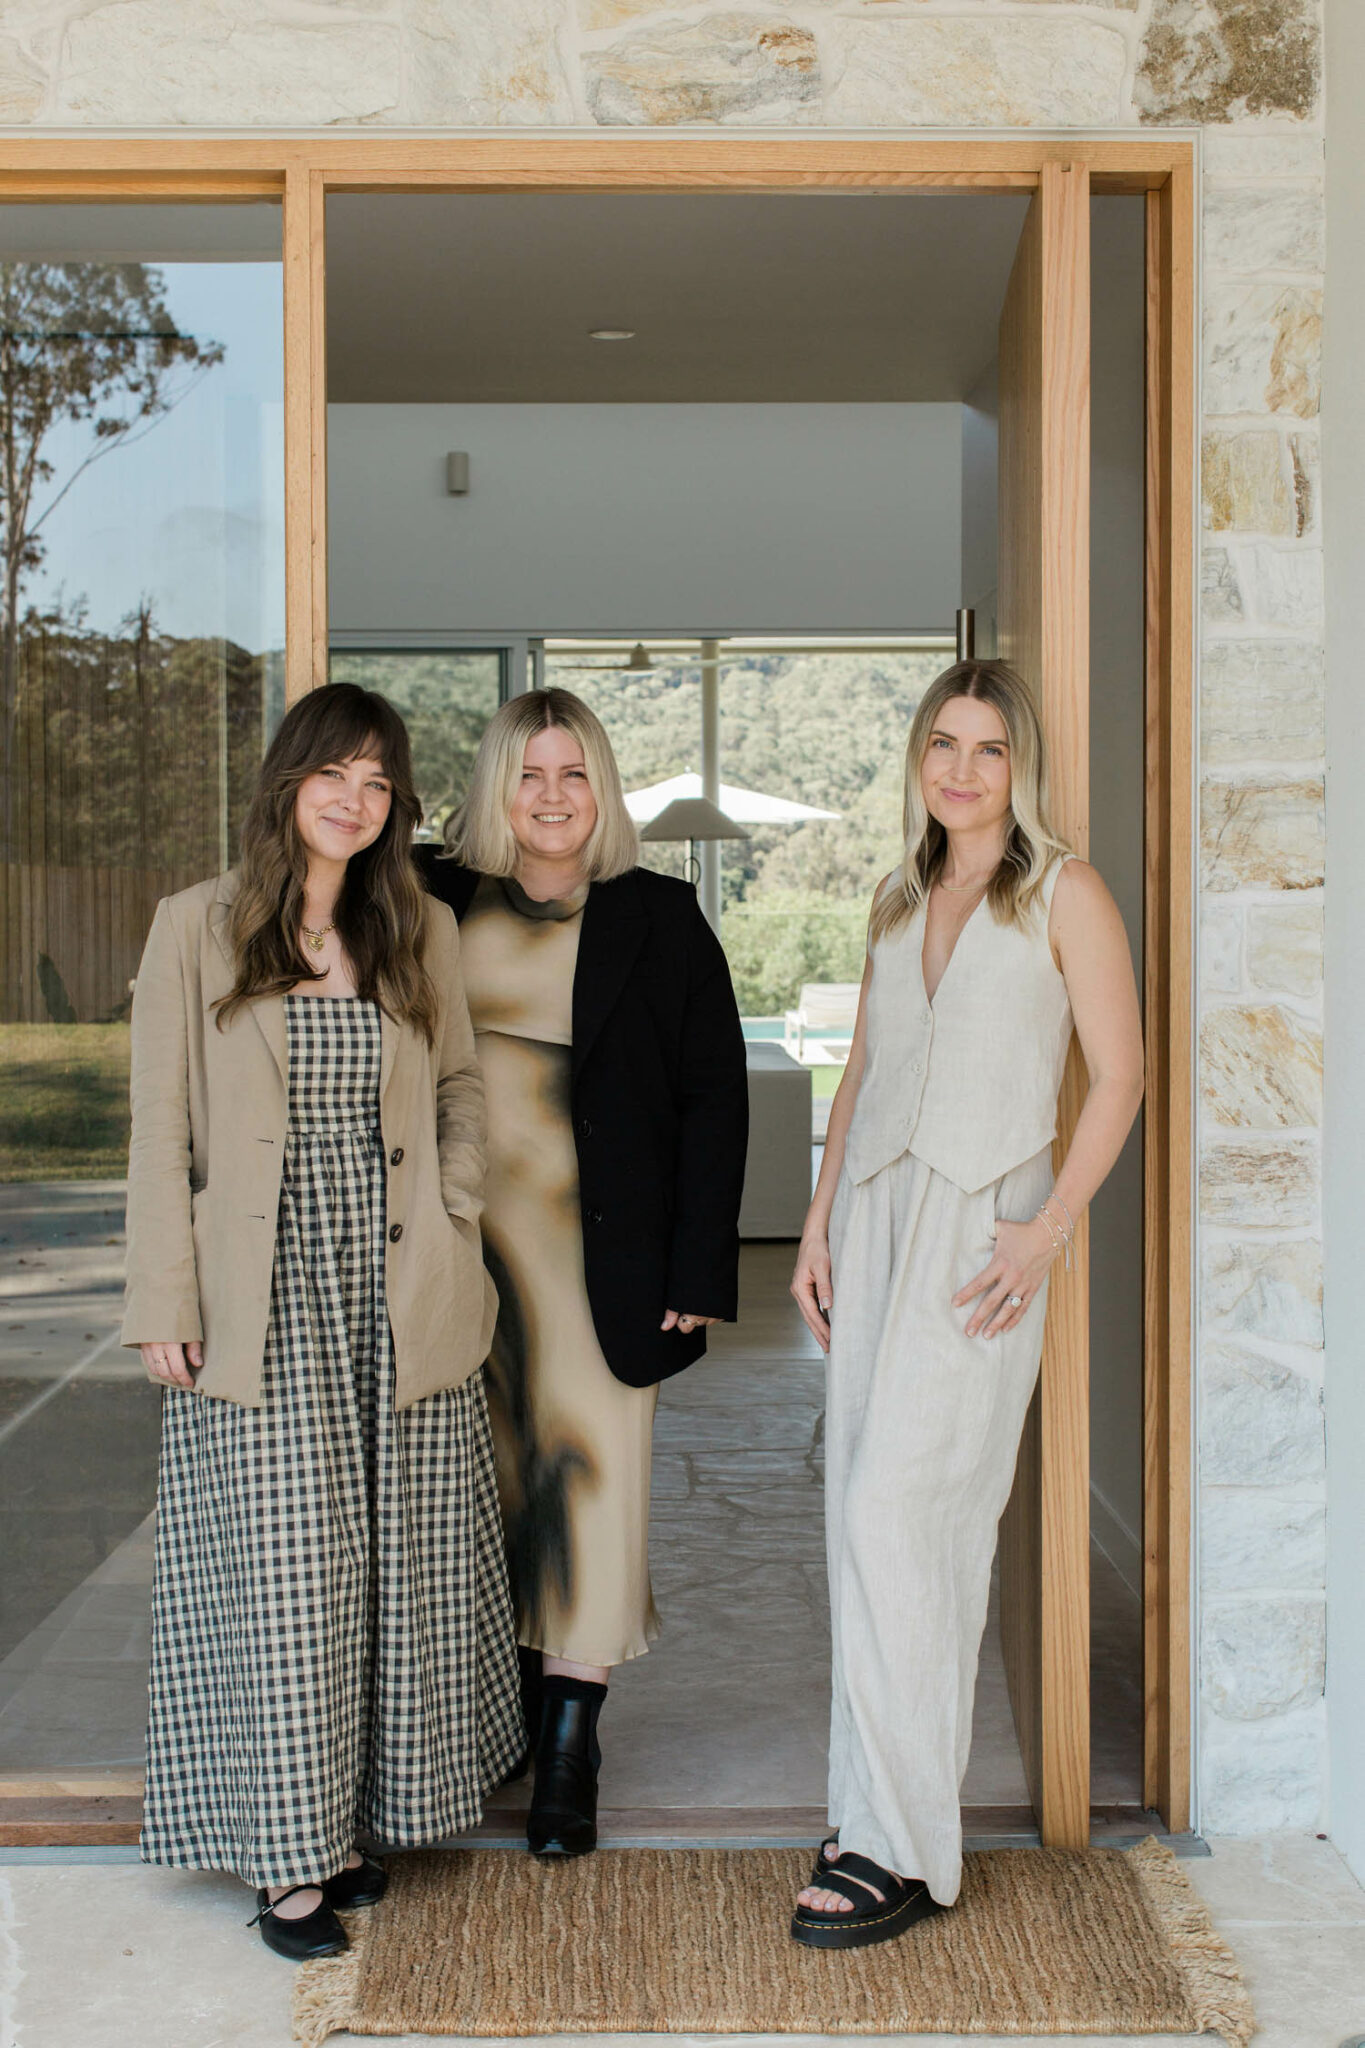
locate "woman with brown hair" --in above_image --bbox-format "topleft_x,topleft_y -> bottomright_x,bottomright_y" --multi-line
123,683 -> 523,1961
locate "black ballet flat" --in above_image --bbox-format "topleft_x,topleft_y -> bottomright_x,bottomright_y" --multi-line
321,1851 -> 387,1909
790,1851 -> 944,1951
248,1883 -> 349,1962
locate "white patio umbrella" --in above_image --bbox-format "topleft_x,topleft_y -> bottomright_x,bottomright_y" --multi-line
624,772 -> 839,826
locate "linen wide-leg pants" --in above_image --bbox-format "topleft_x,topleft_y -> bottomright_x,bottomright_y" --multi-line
824,1142 -> 1053,1907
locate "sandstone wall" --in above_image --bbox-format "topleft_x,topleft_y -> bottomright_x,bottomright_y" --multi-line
0,0 -> 1329,1833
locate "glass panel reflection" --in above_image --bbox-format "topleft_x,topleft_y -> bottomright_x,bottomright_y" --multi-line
0,203 -> 283,1778
328,648 -> 504,842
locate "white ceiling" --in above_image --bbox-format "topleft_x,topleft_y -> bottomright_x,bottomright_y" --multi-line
325,192 -> 1031,405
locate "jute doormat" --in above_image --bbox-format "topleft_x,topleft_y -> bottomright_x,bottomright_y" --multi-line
292,1839 -> 1254,2046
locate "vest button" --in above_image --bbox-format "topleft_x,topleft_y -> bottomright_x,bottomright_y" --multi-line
389,1223 -> 403,1242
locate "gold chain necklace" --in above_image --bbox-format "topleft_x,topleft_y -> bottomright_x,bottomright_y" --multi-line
936,874 -> 991,895
300,920 -> 335,953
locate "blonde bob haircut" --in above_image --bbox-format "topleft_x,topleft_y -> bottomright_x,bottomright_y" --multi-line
442,686 -> 640,882
869,658 -> 1071,947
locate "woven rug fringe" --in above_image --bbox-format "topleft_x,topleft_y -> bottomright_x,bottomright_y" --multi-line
291,1929 -> 363,2048
1127,1838 -> 1257,2048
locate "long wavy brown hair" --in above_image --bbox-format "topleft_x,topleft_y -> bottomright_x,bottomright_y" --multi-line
215,683 -> 437,1041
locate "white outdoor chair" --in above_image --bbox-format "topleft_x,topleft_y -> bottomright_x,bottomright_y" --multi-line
782,982 -> 861,1059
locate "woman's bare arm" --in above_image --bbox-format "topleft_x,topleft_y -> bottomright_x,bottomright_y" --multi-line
790,944 -> 874,1351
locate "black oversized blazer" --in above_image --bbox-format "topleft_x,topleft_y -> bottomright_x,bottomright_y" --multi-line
416,851 -> 749,1389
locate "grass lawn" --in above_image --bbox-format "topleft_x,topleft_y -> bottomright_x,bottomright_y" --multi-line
0,1024 -> 131,1182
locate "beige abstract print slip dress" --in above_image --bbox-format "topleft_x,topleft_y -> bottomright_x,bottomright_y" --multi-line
825,856 -> 1074,1907
461,875 -> 660,1670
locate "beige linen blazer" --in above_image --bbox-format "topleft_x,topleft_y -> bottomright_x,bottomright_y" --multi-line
120,871 -> 498,1409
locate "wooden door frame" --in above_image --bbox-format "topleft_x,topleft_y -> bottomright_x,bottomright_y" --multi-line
0,133 -> 1195,1847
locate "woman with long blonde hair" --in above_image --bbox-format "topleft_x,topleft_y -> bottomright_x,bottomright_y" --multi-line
418,686 -> 748,1861
124,683 -> 523,1961
788,659 -> 1143,1949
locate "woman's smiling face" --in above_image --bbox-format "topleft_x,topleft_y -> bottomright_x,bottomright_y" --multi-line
509,723 -> 598,868
919,694 -> 1013,835
293,752 -> 393,866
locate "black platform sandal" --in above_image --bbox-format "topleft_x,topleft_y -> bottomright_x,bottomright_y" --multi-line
321,1851 -> 387,1909
790,1851 -> 943,1951
248,1883 -> 349,1962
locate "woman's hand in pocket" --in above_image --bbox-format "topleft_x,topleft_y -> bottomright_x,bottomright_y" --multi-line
791,1231 -> 833,1353
953,1217 -> 1057,1339
141,1341 -> 203,1389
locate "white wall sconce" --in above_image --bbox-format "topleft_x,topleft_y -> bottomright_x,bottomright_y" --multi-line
446,451 -> 470,495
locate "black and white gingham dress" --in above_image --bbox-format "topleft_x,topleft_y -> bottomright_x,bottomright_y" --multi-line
141,995 -> 523,1888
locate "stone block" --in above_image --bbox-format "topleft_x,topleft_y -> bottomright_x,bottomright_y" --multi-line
1203,133 -> 1324,179
1202,1595 -> 1325,1720
1201,1488 -> 1326,1592
406,0 -> 577,124
1199,639 -> 1323,768
1200,1703 -> 1326,1833
1201,899 -> 1242,994
1201,1237 -> 1323,1347
1202,184 -> 1325,276
1204,281 -> 1322,421
1247,899 -> 1322,997
1200,778 -> 1323,892
1202,545 -> 1245,626
53,0 -> 403,124
1238,543 -> 1323,634
820,17 -> 1128,127
1200,1341 -> 1323,1484
586,13 -> 820,124
1203,428 -> 1294,535
1135,0 -> 1320,125
1200,1003 -> 1321,1129
1290,431 -> 1319,538
0,32 -> 43,120
1199,1138 -> 1318,1228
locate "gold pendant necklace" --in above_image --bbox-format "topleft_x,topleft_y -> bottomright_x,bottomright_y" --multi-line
301,921 -> 335,953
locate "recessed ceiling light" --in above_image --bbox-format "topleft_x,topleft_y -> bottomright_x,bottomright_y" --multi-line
589,327 -> 636,341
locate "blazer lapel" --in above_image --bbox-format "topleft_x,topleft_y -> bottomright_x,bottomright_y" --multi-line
380,1003 -> 399,1101
208,876 -> 287,1087
573,871 -> 649,1079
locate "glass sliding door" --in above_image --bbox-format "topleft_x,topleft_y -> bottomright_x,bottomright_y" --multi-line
328,645 -> 506,844
0,202 -> 284,1781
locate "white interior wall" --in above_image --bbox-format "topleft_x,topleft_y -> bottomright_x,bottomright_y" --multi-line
327,402 -> 962,635
1323,0 -> 1365,1883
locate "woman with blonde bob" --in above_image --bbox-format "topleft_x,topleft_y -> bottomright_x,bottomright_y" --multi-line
788,660 -> 1143,1951
418,686 -> 748,1859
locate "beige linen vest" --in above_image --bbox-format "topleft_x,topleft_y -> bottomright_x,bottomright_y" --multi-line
845,857 -> 1074,1195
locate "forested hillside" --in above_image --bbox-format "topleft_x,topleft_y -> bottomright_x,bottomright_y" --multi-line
557,649 -> 941,1013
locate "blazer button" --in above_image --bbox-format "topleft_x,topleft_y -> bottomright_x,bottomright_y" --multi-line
586,1207 -> 603,1226
389,1222 -> 403,1242
389,1147 -> 404,1166
577,1118 -> 593,1139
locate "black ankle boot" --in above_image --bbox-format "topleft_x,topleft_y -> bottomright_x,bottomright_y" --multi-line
526,1677 -> 606,1858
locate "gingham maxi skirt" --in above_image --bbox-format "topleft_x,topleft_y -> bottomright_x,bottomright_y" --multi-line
141,995 -> 524,1889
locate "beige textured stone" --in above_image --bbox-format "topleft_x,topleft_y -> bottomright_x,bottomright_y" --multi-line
1202,544 -> 1245,626
1202,1488 -> 1327,1592
1200,1703 -> 1326,1833
1199,1137 -> 1318,1227
821,17 -> 1128,127
1200,1003 -> 1321,1129
406,0 -> 577,124
1204,281 -> 1322,421
1203,428 -> 1294,535
1247,899 -> 1323,997
0,30 -> 43,119
1203,132 -> 1325,179
1199,639 -> 1324,769
53,0 -> 402,124
1202,1237 -> 1323,1347
1289,430 -> 1319,537
1202,184 -> 1325,276
1236,542 -> 1323,633
1201,777 -> 1324,892
1200,1340 -> 1324,1481
1135,0 -> 1320,125
1201,899 -> 1243,994
586,13 -> 820,124
1203,1595 -> 1325,1720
